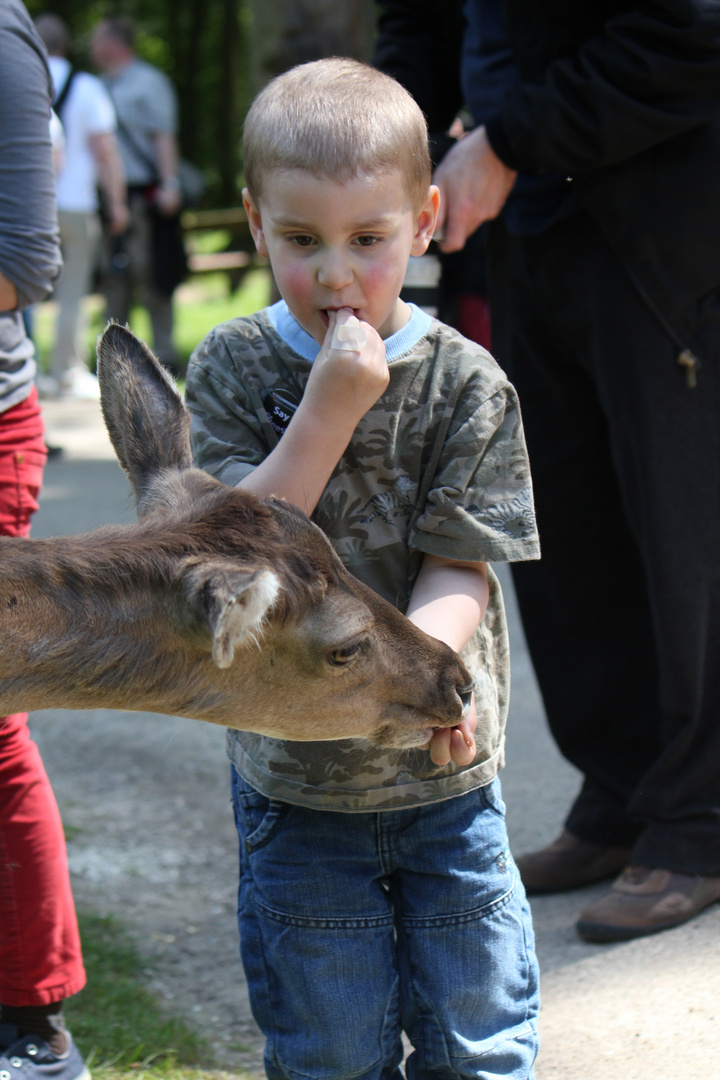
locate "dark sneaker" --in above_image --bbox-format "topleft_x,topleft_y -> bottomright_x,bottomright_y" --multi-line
577,866 -> 720,942
515,829 -> 632,895
0,1034 -> 90,1080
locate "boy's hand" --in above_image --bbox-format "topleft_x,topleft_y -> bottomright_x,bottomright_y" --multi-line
429,695 -> 478,767
236,310 -> 387,515
303,308 -> 389,430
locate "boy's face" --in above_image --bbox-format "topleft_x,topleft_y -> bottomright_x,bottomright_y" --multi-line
243,169 -> 439,344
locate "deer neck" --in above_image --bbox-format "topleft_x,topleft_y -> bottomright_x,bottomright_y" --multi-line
0,533 -> 190,716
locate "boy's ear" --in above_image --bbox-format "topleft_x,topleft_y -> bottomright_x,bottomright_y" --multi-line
411,185 -> 441,257
242,188 -> 269,258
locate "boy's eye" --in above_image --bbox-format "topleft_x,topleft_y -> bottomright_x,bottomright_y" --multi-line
290,235 -> 315,247
355,235 -> 379,247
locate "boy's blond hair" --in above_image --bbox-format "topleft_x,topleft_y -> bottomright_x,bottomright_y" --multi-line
243,58 -> 432,210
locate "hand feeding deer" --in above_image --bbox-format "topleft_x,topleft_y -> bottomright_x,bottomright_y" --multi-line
0,324 -> 472,747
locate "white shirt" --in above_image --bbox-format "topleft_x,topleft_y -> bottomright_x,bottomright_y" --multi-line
49,55 -> 117,213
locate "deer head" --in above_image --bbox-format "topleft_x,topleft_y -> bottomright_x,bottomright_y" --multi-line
0,324 -> 473,748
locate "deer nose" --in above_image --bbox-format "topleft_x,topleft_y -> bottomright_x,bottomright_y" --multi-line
459,683 -> 474,711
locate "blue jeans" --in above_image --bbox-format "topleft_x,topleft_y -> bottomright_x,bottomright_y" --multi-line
232,769 -> 540,1079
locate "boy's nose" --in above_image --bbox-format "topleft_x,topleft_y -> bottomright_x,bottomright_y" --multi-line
317,251 -> 353,290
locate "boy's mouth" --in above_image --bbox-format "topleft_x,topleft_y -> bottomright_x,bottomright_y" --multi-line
320,307 -> 360,327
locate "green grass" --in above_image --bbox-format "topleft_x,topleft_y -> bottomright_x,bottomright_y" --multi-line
64,913 -> 257,1080
31,245 -> 271,374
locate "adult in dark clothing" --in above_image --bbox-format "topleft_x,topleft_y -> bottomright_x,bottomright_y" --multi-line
375,0 -> 720,942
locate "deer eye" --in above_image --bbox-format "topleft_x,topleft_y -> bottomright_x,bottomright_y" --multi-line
328,640 -> 365,667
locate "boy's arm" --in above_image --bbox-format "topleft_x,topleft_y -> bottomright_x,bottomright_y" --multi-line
238,309 -> 388,515
406,553 -> 489,767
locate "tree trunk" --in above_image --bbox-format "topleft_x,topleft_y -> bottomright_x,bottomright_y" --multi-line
247,0 -> 376,93
219,0 -> 241,204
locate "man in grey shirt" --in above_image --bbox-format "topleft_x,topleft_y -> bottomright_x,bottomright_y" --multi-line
90,16 -> 183,374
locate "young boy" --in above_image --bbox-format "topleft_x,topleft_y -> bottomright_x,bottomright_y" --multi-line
186,58 -> 541,1080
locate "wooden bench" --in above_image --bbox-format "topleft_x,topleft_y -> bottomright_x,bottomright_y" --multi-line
181,207 -> 265,291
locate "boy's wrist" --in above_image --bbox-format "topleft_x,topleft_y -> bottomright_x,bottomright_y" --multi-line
295,395 -> 361,444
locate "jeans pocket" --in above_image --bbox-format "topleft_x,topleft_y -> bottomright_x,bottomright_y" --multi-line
232,771 -> 285,852
478,776 -> 507,818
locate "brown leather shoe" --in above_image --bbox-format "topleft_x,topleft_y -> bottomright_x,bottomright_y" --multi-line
577,866 -> 720,942
515,830 -> 633,895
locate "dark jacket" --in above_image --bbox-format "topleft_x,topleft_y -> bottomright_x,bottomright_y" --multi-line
374,0 -> 720,364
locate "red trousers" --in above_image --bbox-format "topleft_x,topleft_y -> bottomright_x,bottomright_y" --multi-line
0,389 -> 86,1006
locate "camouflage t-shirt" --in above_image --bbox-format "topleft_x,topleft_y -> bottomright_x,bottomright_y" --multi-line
186,302 -> 540,811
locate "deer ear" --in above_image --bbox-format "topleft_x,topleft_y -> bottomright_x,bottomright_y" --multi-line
180,561 -> 281,668
97,322 -> 193,514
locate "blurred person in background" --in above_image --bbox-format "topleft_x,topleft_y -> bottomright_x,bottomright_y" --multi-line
35,12 -> 128,401
90,16 -> 184,376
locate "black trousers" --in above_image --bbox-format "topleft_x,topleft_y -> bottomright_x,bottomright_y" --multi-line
489,210 -> 720,875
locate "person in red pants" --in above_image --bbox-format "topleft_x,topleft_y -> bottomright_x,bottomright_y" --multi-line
0,4 -> 89,1078
0,391 -> 87,1073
